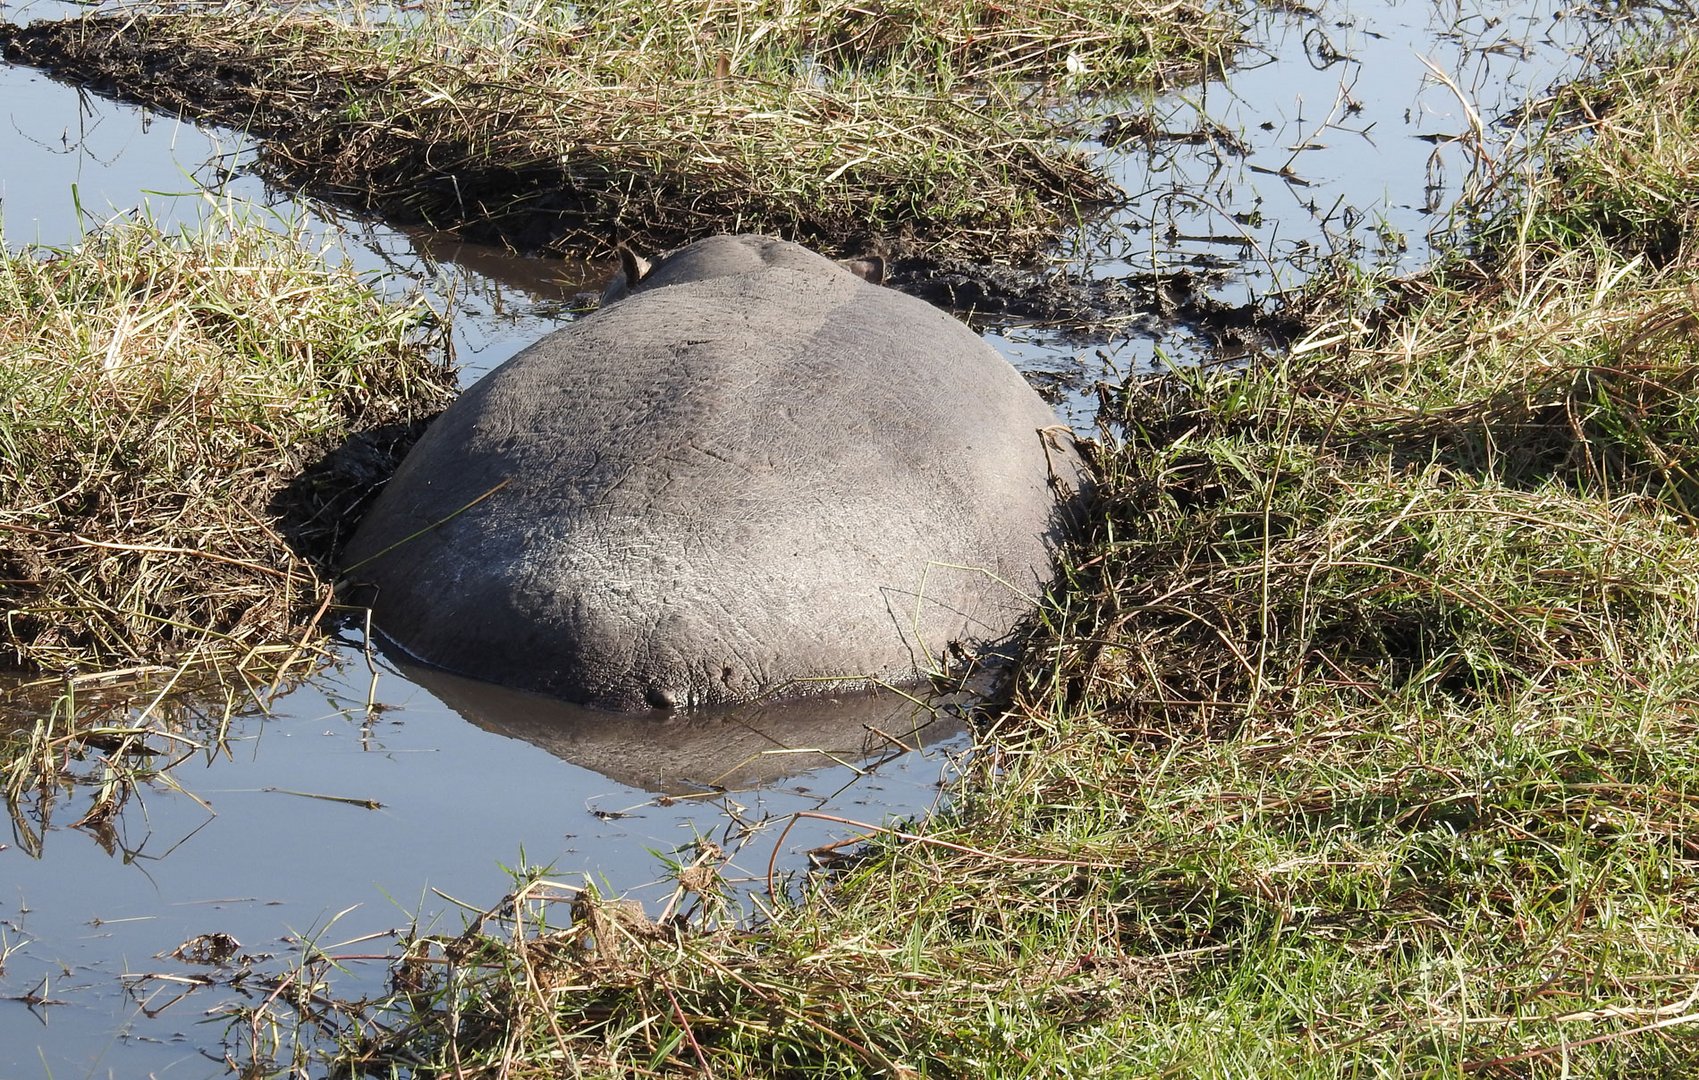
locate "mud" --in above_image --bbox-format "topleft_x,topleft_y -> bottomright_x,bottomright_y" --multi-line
268,416 -> 444,571
886,256 -> 1306,348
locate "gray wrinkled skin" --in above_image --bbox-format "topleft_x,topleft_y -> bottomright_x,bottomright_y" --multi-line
342,235 -> 1084,712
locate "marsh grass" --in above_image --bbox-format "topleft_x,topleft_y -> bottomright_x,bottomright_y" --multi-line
268,24 -> 1699,1080
1256,31 -> 1699,512
3,663 -> 258,850
0,209 -> 454,812
0,0 -> 1238,259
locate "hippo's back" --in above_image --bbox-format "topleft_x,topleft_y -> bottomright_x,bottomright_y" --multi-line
342,235 -> 1082,711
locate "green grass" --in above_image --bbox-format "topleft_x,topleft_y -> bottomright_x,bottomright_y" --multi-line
0,209 -> 453,824
1260,32 -> 1699,513
0,0 -> 1241,259
245,23 -> 1699,1080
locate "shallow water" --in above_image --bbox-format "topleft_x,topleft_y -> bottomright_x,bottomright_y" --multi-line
0,0 -> 1653,1074
1039,0 -> 1634,426
2,649 -> 968,1077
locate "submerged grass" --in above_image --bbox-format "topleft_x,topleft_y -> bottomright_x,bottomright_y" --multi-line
1,210 -> 454,814
272,23 -> 1699,1080
0,0 -> 1239,259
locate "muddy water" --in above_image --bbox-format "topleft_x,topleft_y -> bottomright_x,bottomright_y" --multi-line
0,0 -> 1644,1075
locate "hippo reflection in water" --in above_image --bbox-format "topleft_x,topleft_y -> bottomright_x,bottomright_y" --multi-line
400,660 -> 971,793
341,234 -> 1086,712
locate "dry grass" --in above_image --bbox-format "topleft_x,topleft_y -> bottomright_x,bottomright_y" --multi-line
0,211 -> 454,678
0,0 -> 1239,259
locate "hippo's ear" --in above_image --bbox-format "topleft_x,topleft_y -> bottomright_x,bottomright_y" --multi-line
840,256 -> 885,285
601,244 -> 656,306
618,245 -> 654,287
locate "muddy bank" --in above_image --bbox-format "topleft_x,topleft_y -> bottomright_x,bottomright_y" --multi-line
0,6 -> 1135,261
888,256 -> 1304,348
0,215 -> 454,678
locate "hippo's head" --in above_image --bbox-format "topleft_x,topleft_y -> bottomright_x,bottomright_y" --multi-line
601,234 -> 883,306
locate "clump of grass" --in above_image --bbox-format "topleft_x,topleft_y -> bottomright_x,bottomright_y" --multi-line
0,211 -> 454,677
0,0 -> 1238,258
1258,31 -> 1699,510
561,0 -> 1219,90
252,24 -> 1699,1079
1059,404 -> 1699,729
1511,31 -> 1699,264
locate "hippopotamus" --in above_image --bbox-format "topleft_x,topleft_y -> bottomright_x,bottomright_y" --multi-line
341,234 -> 1084,712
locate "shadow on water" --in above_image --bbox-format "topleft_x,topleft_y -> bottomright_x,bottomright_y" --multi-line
395,222 -> 607,310
0,0 -> 1670,1074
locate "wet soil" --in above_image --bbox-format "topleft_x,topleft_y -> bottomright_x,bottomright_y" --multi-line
270,417 -> 443,572
887,255 -> 1307,349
